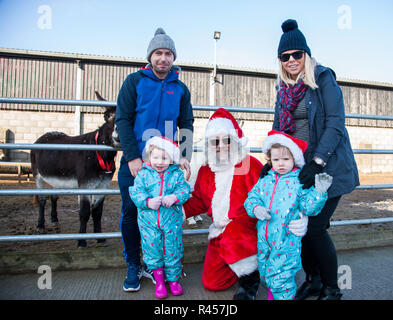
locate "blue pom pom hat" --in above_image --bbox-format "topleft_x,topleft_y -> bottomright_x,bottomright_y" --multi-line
277,19 -> 311,57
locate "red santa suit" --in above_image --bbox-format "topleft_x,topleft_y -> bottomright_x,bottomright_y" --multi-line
183,108 -> 262,291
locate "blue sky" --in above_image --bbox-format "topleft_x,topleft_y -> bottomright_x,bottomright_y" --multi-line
0,0 -> 392,83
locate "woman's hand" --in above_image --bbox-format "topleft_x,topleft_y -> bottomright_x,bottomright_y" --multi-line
299,161 -> 323,189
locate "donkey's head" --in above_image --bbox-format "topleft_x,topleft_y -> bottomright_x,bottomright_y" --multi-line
95,91 -> 121,148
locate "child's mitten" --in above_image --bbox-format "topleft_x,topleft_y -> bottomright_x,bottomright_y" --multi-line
162,194 -> 178,208
147,196 -> 162,210
253,206 -> 271,221
314,173 -> 333,194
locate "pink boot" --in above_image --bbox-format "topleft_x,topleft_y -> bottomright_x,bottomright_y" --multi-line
169,281 -> 183,296
267,288 -> 274,300
152,268 -> 167,299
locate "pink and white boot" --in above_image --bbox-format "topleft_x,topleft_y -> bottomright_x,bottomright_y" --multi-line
152,268 -> 167,299
169,281 -> 183,296
267,288 -> 274,300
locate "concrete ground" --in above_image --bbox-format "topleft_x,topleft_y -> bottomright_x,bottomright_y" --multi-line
0,245 -> 392,300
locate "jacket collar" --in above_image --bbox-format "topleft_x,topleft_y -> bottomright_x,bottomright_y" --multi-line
142,162 -> 178,174
314,64 -> 336,81
140,64 -> 180,82
267,167 -> 300,178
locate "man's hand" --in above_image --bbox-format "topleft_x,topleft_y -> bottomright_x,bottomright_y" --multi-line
179,158 -> 191,181
161,194 -> 178,208
147,196 -> 162,210
128,158 -> 143,177
288,213 -> 308,237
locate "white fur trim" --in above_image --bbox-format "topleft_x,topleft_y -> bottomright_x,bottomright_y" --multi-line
229,254 -> 258,277
262,134 -> 305,168
239,136 -> 248,147
205,118 -> 237,138
208,165 -> 234,240
145,136 -> 180,164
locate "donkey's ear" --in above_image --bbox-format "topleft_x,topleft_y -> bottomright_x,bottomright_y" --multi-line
95,90 -> 106,101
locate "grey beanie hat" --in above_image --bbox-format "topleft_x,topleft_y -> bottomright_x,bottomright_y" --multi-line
146,28 -> 177,62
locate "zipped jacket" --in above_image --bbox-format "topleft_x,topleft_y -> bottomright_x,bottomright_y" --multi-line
129,162 -> 190,215
129,163 -> 190,279
116,66 -> 194,162
273,65 -> 359,198
245,168 -> 328,248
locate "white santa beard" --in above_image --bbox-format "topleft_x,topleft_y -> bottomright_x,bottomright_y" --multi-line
206,138 -> 247,173
208,165 -> 234,240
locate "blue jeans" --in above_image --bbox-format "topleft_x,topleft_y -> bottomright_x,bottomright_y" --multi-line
118,156 -> 141,266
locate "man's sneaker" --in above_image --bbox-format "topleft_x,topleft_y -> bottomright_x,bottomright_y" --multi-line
123,264 -> 142,292
143,266 -> 156,284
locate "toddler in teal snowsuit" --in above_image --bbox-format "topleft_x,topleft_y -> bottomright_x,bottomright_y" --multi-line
129,136 -> 190,299
244,131 -> 332,300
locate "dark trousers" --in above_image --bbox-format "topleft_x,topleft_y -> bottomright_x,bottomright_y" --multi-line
301,196 -> 341,289
118,157 -> 141,266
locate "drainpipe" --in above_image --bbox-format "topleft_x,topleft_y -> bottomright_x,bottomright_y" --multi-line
74,60 -> 83,135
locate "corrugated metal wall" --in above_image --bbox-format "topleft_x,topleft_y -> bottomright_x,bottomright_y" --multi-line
341,84 -> 393,127
81,62 -> 140,113
1,49 -> 392,127
214,72 -> 277,122
179,68 -> 211,119
0,55 -> 76,112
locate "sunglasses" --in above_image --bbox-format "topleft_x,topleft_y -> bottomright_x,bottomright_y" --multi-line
209,137 -> 231,147
279,50 -> 304,62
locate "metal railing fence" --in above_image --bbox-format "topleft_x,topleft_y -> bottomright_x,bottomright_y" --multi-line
1,97 -> 393,242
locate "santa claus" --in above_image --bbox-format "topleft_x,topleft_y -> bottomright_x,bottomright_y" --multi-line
183,108 -> 308,300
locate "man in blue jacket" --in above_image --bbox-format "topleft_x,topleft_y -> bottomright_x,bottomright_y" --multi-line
115,28 -> 194,292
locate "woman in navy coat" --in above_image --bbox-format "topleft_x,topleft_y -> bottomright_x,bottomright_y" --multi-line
265,19 -> 359,300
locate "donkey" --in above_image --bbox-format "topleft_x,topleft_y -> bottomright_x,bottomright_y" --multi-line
30,92 -> 120,247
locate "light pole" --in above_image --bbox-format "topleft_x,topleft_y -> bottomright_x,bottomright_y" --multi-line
213,31 -> 221,83
210,31 -> 221,106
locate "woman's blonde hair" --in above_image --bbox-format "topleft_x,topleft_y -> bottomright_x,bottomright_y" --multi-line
278,53 -> 318,89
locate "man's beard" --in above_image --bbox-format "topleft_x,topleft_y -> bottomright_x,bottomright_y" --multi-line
152,63 -> 170,76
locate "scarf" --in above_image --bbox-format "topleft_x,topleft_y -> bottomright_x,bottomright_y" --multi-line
278,79 -> 308,134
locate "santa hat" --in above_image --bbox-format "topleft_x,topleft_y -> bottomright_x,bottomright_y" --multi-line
205,108 -> 248,146
262,130 -> 308,168
145,136 -> 180,164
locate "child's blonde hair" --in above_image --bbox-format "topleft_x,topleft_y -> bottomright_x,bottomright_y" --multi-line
145,144 -> 174,164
